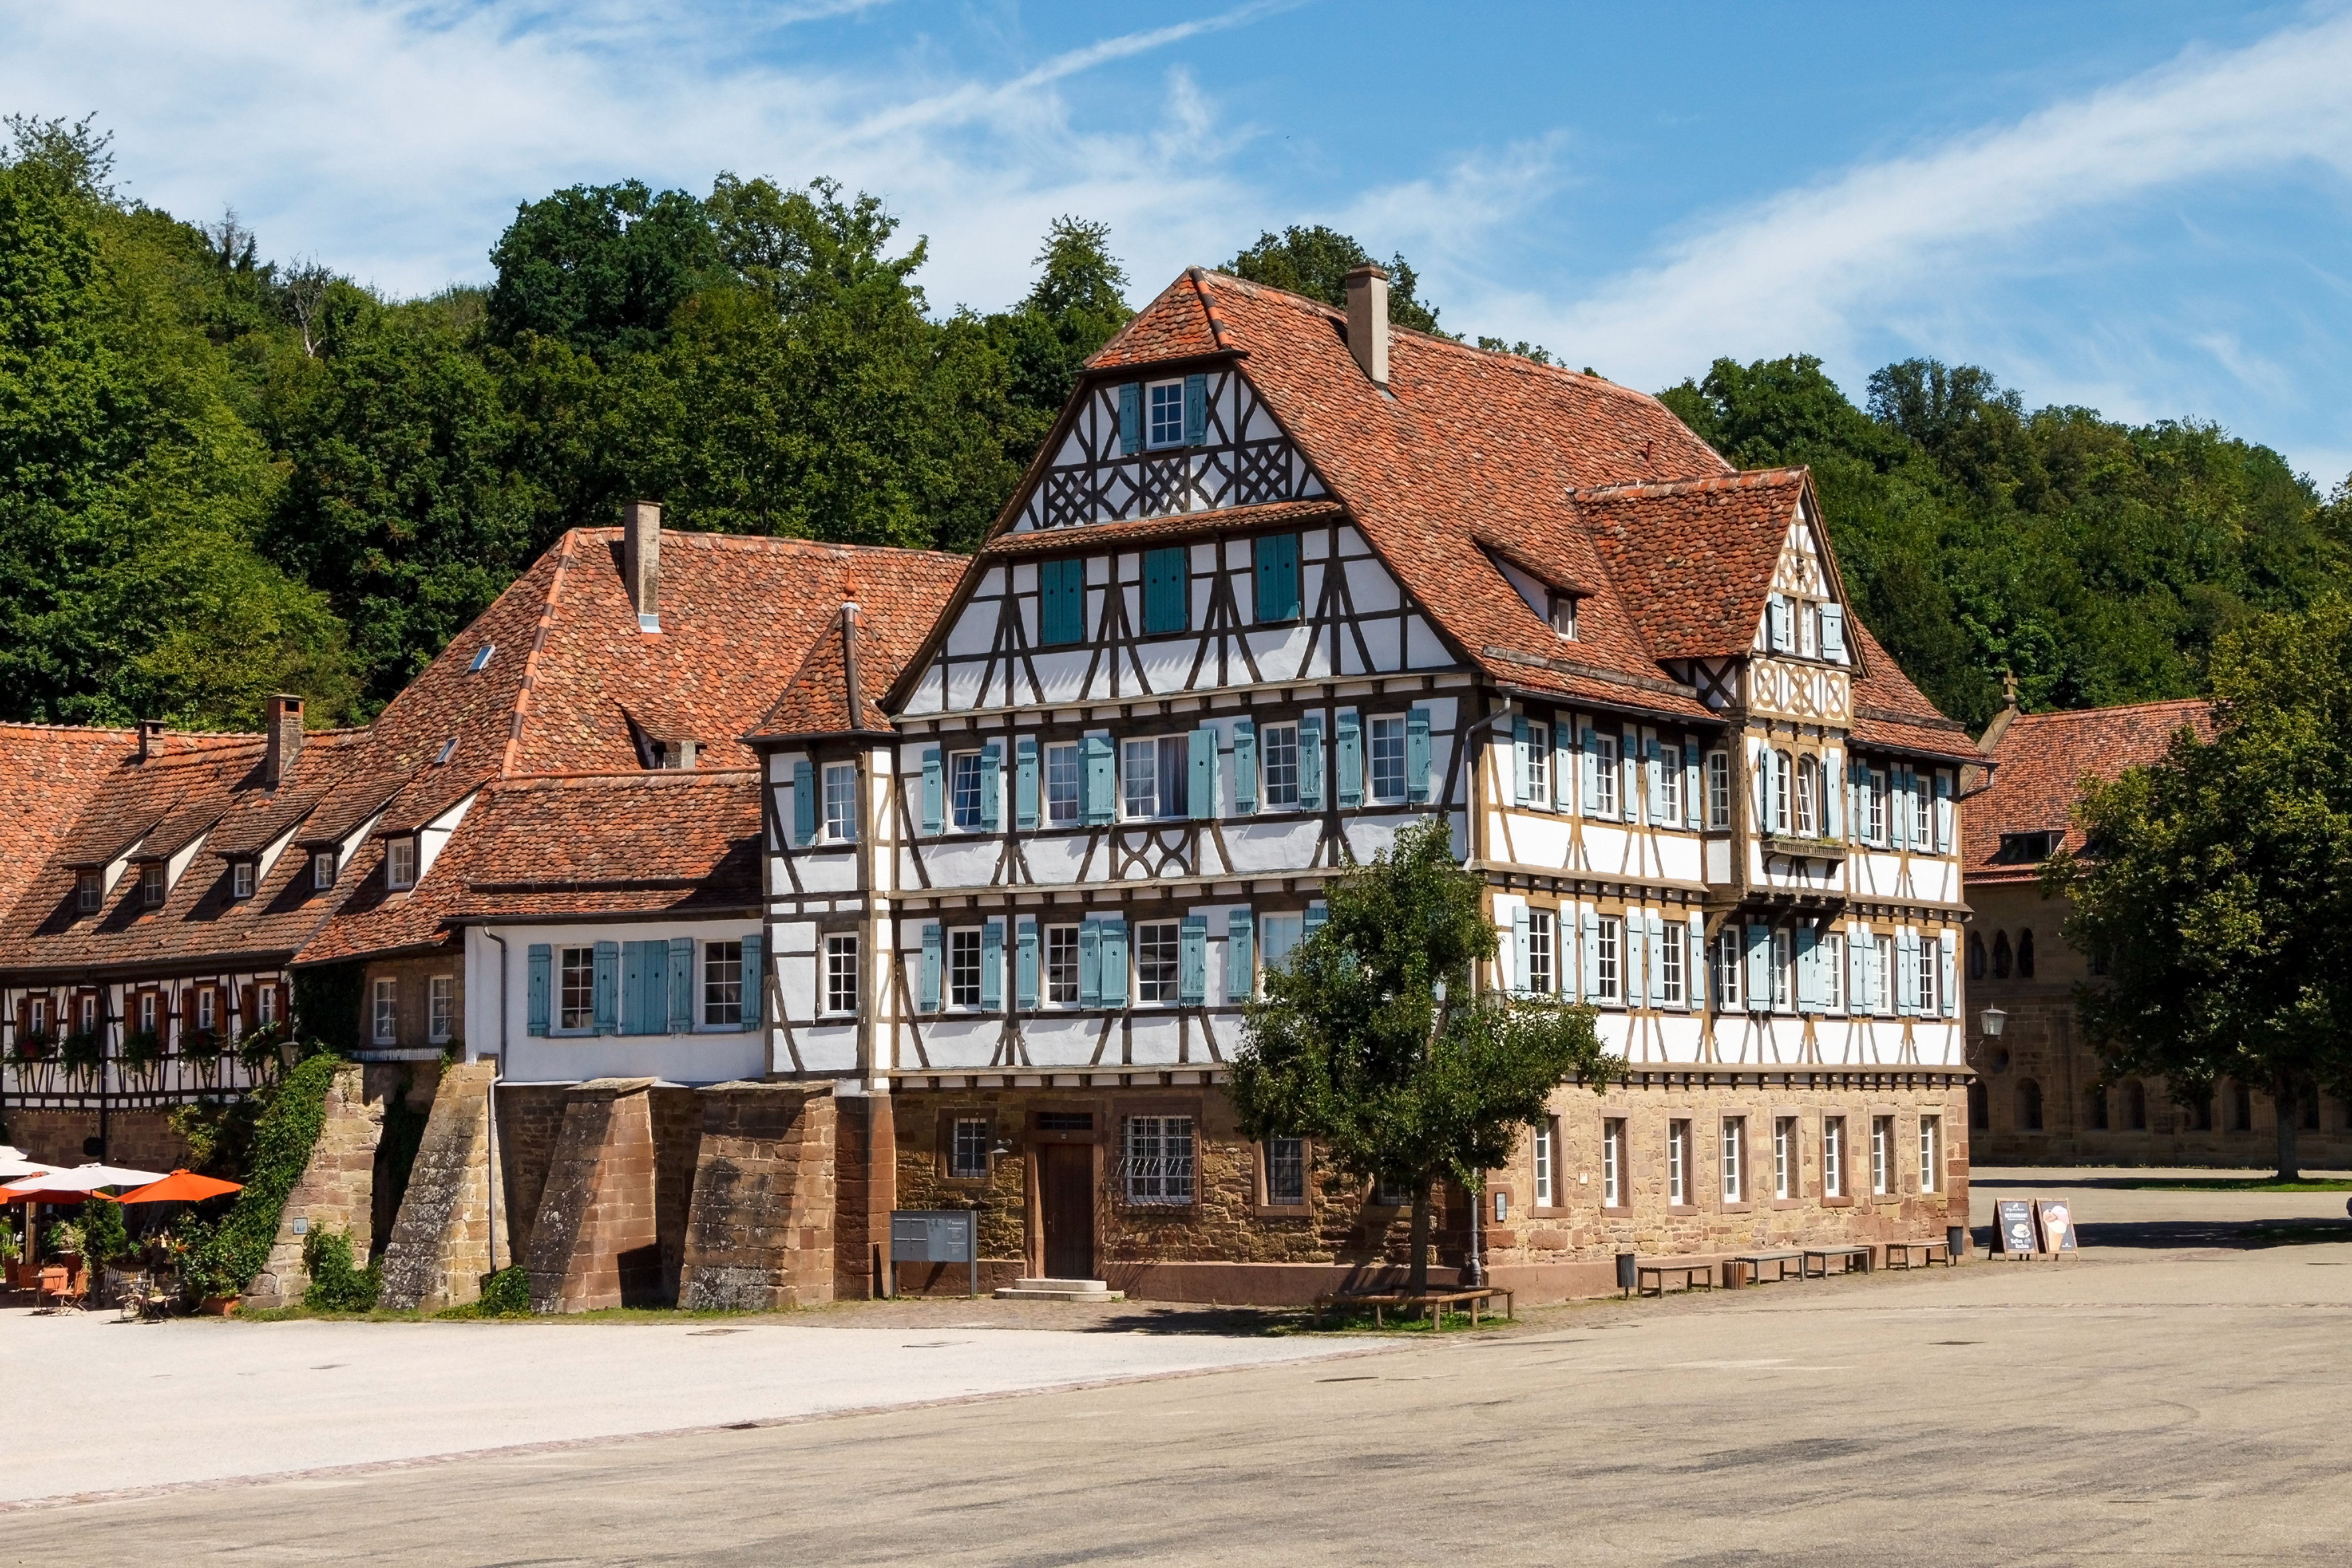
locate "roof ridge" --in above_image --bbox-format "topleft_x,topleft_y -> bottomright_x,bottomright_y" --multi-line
0,722 -> 140,738
501,532 -> 576,779
1570,468 -> 1808,502
493,767 -> 760,786
560,524 -> 964,564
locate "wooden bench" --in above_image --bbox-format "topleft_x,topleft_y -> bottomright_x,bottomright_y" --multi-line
1883,1238 -> 1952,1270
1802,1244 -> 1872,1278
1732,1250 -> 1804,1284
1310,1286 -> 1514,1329
1634,1262 -> 1715,1298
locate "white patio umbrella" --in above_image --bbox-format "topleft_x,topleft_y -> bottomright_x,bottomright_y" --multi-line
4,1163 -> 166,1197
0,1148 -> 60,1182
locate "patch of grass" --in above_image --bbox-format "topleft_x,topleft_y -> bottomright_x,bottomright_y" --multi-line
2098,1178 -> 2352,1193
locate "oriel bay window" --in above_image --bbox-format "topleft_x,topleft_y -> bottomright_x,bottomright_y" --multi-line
822,763 -> 857,842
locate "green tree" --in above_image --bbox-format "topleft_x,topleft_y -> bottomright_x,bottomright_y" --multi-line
2050,603 -> 2352,1179
1231,818 -> 1619,1292
1225,225 -> 1444,335
485,180 -> 716,360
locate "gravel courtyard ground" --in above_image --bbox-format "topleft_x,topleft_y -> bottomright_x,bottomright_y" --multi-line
0,1168 -> 2345,1565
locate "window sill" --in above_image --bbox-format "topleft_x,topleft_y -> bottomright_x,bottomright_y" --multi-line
1254,1202 -> 1312,1220
1600,1204 -> 1632,1218
1667,1204 -> 1700,1217
1720,1200 -> 1754,1214
1771,1197 -> 1803,1211
1820,1195 -> 1855,1208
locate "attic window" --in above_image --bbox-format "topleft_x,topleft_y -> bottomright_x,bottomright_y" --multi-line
139,863 -> 166,908
434,736 -> 458,766
385,836 -> 417,890
1996,830 -> 2059,864
312,849 -> 338,889
469,645 -> 494,674
231,860 -> 255,900
1549,592 -> 1579,641
75,871 -> 101,913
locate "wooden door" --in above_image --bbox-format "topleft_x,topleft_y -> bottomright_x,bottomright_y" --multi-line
1039,1143 -> 1094,1281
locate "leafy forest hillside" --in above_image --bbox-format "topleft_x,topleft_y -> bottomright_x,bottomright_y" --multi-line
3,116 -> 2344,735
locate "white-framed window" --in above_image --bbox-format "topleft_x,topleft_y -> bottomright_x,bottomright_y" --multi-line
1774,1116 -> 1794,1200
1660,921 -> 1685,1005
1795,756 -> 1818,837
1873,935 -> 1895,1016
1919,1116 -> 1941,1193
1595,916 -> 1621,1002
1913,784 -> 1933,850
1771,928 -> 1791,1011
1125,1115 -> 1195,1203
825,935 -> 859,1015
1370,715 -> 1407,803
560,947 -> 594,1031
1259,914 -> 1304,985
27,997 -> 48,1037
1046,925 -> 1080,1004
1823,1117 -> 1845,1198
386,836 -> 417,890
1532,1120 -> 1554,1207
1666,1119 -> 1690,1205
254,986 -> 278,1028
1721,1118 -> 1744,1203
194,989 -> 215,1032
75,871 -> 100,913
949,927 -> 982,1008
1772,750 -> 1793,834
1660,744 -> 1682,824
1797,598 -> 1817,657
1526,720 -> 1551,801
231,861 -> 254,900
1550,593 -> 1578,639
1265,1137 -> 1306,1205
140,862 -> 165,907
1527,910 -> 1555,995
1918,937 -> 1940,1016
704,939 -> 744,1027
1145,379 -> 1185,448
1872,1116 -> 1893,1195
1602,1118 -> 1624,1206
950,751 -> 985,831
1715,929 -> 1742,1009
1864,768 -> 1886,843
372,978 -> 397,1045
1261,724 -> 1300,810
1045,743 -> 1080,826
1136,920 -> 1180,1004
1707,750 -> 1731,829
1121,736 -> 1188,820
428,976 -> 455,1043
137,991 -> 157,1033
1375,1173 -> 1414,1207
823,763 -> 858,841
1822,932 -> 1845,1011
950,1117 -> 991,1179
1592,733 -> 1619,816
313,849 -> 338,889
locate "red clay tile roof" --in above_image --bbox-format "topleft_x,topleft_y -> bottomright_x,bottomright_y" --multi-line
1846,620 -> 1983,762
750,558 -> 968,741
1964,698 -> 2213,883
1575,470 -> 1810,662
981,498 -> 1343,559
0,725 -> 136,924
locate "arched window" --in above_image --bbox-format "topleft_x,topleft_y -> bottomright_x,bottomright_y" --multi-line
2017,929 -> 2036,979
1773,751 -> 1793,834
2122,1079 -> 2147,1131
1968,1079 -> 1989,1131
2016,1078 -> 2044,1131
1967,932 -> 1987,979
2084,1086 -> 2109,1130
1795,755 -> 1819,836
1992,931 -> 2012,979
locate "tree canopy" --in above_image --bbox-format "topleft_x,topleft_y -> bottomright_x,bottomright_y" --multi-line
1224,225 -> 1444,335
1230,818 -> 1618,1290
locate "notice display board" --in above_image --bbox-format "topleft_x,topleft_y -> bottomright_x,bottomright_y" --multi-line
1996,1199 -> 2039,1256
2036,1199 -> 2079,1254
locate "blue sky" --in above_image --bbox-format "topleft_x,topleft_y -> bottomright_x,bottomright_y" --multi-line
7,0 -> 2350,483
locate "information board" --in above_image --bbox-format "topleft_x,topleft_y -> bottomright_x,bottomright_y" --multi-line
1996,1199 -> 2039,1255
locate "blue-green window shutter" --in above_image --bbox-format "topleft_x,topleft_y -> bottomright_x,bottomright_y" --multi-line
527,944 -> 551,1035
1014,737 -> 1039,831
1118,383 -> 1142,455
1182,373 -> 1207,444
980,921 -> 1003,1011
1766,594 -> 1789,652
1189,726 -> 1218,820
1082,735 -> 1116,825
1644,737 -> 1665,822
619,940 -> 648,1035
1143,546 -> 1187,634
1744,924 -> 1770,1014
1819,601 -> 1845,659
1510,906 -> 1530,996
1824,752 -> 1845,839
1016,921 -> 1039,1010
920,924 -> 942,1014
1934,772 -> 1954,853
592,940 -> 620,1034
1624,729 -> 1644,825
1848,930 -> 1869,1012
742,932 -> 765,1029
1079,920 -> 1102,1007
1794,926 -> 1818,1011
1297,715 -> 1324,810
1511,715 -> 1530,806
1406,708 -> 1431,804
1100,919 -> 1129,1007
1646,912 -> 1666,1007
791,760 -> 815,846
1227,909 -> 1254,1001
1179,915 -> 1207,1004
979,743 -> 1002,832
1896,929 -> 1919,1015
1886,769 -> 1908,850
1579,908 -> 1600,1001
1335,712 -> 1362,808
668,938 -> 694,1033
1555,725 -> 1575,812
1579,727 -> 1602,819
1302,902 -> 1327,945
1686,922 -> 1706,1011
921,748 -> 943,835
1683,743 -> 1701,828
1041,560 -> 1083,646
1939,933 -> 1957,1018
1255,534 -> 1299,623
1232,720 -> 1257,814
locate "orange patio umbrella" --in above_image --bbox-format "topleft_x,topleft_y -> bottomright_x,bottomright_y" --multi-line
98,1171 -> 242,1204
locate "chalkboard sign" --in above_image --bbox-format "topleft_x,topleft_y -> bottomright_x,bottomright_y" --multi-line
2036,1199 -> 2079,1254
1996,1199 -> 2038,1255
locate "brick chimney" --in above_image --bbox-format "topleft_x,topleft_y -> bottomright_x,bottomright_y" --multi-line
1344,264 -> 1390,388
135,720 -> 164,762
624,500 -> 662,633
264,694 -> 304,788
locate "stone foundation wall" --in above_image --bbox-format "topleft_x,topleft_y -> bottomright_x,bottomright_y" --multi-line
524,1079 -> 663,1313
3,1109 -> 194,1173
678,1083 -> 836,1310
493,1084 -> 570,1267
378,1061 -> 507,1312
833,1091 -> 881,1300
244,1063 -> 389,1309
651,1087 -> 700,1298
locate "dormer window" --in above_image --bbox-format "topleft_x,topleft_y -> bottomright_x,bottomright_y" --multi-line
385,836 -> 417,890
231,860 -> 255,900
469,644 -> 494,674
1147,379 -> 1187,449
139,863 -> 166,908
1549,592 -> 1579,641
312,849 -> 338,889
75,871 -> 100,913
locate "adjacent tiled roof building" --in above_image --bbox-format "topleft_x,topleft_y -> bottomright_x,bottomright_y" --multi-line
1964,697 -> 2214,884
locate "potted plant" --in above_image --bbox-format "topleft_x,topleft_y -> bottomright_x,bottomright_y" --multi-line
59,1029 -> 102,1081
0,1225 -> 22,1291
121,1027 -> 164,1071
12,1029 -> 53,1063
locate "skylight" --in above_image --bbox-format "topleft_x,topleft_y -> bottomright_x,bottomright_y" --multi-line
434,737 -> 458,765
469,645 -> 494,674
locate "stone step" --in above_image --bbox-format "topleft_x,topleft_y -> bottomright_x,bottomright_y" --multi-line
993,1278 -> 1125,1302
